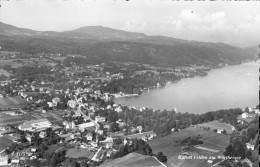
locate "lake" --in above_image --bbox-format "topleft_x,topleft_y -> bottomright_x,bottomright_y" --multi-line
115,61 -> 259,114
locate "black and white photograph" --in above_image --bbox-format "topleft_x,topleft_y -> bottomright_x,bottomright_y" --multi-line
0,0 -> 259,167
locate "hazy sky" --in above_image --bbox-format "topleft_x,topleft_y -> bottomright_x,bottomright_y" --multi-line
1,0 -> 260,46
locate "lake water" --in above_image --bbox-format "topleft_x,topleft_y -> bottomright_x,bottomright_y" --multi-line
115,61 -> 259,114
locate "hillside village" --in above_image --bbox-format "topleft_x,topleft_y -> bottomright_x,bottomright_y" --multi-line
0,51 -> 259,167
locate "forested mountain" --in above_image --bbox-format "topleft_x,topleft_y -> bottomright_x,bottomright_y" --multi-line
0,22 -> 258,67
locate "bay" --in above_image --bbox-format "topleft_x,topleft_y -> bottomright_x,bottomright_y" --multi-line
115,61 -> 259,114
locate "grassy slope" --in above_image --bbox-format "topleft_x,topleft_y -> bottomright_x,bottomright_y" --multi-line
148,126 -> 230,167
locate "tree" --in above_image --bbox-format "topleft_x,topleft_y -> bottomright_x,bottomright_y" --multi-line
50,153 -> 58,167
247,124 -> 258,140
156,152 -> 167,163
110,122 -> 120,132
233,162 -> 243,167
113,138 -> 123,146
245,149 -> 253,161
232,138 -> 247,159
242,162 -> 250,167
224,144 -> 234,157
107,110 -> 118,122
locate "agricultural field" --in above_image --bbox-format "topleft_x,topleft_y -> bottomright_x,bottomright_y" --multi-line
148,127 -> 230,167
0,110 -> 63,126
196,120 -> 234,134
0,59 -> 23,68
0,136 -> 15,152
0,96 -> 27,109
0,69 -> 12,77
66,147 -> 94,159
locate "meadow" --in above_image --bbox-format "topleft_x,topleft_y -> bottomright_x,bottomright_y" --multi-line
148,126 -> 230,167
196,121 -> 234,134
66,147 -> 94,159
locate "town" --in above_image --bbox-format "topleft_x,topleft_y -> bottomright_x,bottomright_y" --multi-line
0,50 -> 259,167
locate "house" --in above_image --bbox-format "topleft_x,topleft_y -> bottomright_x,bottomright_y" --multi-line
106,105 -> 112,109
115,106 -> 122,113
97,130 -> 104,135
86,133 -> 93,141
67,100 -> 77,108
207,160 -> 213,164
95,116 -> 106,123
11,159 -> 20,165
238,120 -> 247,125
217,129 -> 224,134
47,102 -> 55,108
18,119 -> 52,132
242,112 -> 249,118
116,119 -> 125,127
246,143 -> 254,150
101,137 -> 113,143
104,124 -> 110,131
106,150 -> 113,158
90,142 -> 98,148
253,108 -> 260,115
63,121 -> 75,130
77,122 -> 96,131
31,148 -> 37,153
39,131 -> 47,138
25,134 -> 32,143
65,134 -> 76,143
105,142 -> 113,149
136,126 -> 143,133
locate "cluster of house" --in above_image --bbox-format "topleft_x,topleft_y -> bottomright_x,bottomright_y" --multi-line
0,147 -> 39,166
238,106 -> 259,125
241,107 -> 259,118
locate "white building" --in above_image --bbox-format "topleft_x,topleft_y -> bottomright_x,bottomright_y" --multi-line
39,131 -> 47,138
67,100 -> 77,108
115,106 -> 122,113
246,143 -> 254,150
86,133 -> 93,141
95,116 -> 106,122
77,122 -> 95,131
217,129 -> 224,134
241,112 -> 249,119
63,121 -> 75,130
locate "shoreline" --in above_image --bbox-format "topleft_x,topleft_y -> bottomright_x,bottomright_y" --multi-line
116,60 -> 258,97
114,60 -> 258,113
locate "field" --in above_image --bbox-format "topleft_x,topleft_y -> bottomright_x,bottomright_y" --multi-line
0,59 -> 22,68
0,136 -> 14,152
66,147 -> 94,159
0,69 -> 12,77
0,110 -> 63,126
0,96 -> 27,109
148,127 -> 230,167
196,120 -> 234,134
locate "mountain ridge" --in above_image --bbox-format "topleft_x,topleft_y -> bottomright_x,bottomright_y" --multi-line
0,22 -> 258,67
0,21 -> 251,48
